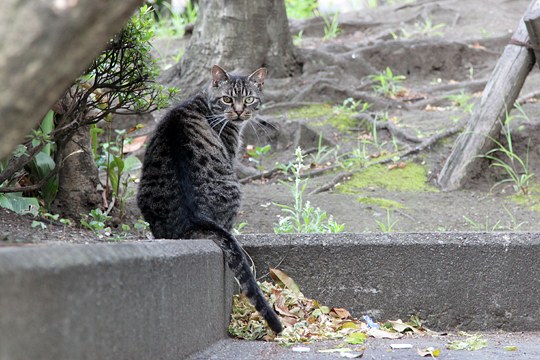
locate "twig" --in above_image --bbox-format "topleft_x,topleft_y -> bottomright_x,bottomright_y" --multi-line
239,167 -> 281,184
517,89 -> 540,104
308,119 -> 467,195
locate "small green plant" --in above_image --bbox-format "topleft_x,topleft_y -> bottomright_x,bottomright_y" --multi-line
80,209 -> 112,234
232,222 -> 249,236
93,126 -> 143,218
375,209 -> 398,233
481,105 -> 533,195
393,18 -> 446,39
130,218 -> 149,238
285,0 -> 318,20
273,147 -> 345,234
322,13 -> 341,40
293,30 -> 304,46
246,145 -> 272,172
463,215 -> 503,232
151,1 -> 198,38
336,97 -> 371,113
463,205 -> 526,231
370,67 -> 406,97
310,133 -> 336,166
31,220 -> 47,230
339,142 -> 370,169
446,90 -> 474,114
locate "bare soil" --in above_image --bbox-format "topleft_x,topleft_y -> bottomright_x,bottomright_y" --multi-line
2,0 -> 540,246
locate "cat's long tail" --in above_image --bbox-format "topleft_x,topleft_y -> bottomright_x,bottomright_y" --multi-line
192,218 -> 283,334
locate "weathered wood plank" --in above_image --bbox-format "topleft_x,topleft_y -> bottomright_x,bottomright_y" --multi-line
437,0 -> 539,191
525,7 -> 540,68
0,0 -> 144,159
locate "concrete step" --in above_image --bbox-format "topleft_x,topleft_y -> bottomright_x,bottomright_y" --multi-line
0,240 -> 234,360
239,233 -> 540,331
188,333 -> 540,360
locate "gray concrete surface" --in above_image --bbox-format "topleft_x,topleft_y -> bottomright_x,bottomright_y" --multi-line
0,240 -> 234,360
240,232 -> 540,331
2,233 -> 540,360
189,332 -> 540,359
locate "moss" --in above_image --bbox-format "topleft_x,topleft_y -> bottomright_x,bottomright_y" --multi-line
286,104 -> 357,132
508,184 -> 540,211
287,104 -> 334,119
337,162 -> 437,193
356,197 -> 405,209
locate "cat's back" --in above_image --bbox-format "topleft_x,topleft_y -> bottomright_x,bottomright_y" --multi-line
137,93 -> 240,237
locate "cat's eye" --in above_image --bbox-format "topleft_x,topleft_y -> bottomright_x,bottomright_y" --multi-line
221,96 -> 233,104
244,96 -> 255,104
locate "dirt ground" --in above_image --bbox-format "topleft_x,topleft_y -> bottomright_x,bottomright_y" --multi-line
234,0 -> 540,234
2,0 -> 540,246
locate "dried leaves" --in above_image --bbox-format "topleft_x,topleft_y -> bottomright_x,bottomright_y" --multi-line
229,268 -> 421,346
229,269 -> 491,358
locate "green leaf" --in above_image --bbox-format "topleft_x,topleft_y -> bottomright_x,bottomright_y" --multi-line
123,155 -> 142,172
0,193 -> 39,215
345,332 -> 367,345
447,334 -> 488,351
504,345 -> 518,351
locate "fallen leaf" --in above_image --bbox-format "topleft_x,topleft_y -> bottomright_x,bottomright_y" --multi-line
292,346 -> 311,352
368,328 -> 403,339
341,321 -> 360,330
345,332 -> 367,345
469,42 -> 487,50
387,162 -> 407,170
331,307 -> 352,319
318,348 -> 352,353
447,334 -> 488,351
387,319 -> 422,334
417,347 -> 441,357
123,135 -> 147,153
269,268 -> 302,295
503,345 -> 518,351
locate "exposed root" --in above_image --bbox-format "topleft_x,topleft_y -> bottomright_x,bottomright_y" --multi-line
308,119 -> 467,195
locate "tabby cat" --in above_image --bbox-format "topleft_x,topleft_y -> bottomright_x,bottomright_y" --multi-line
137,65 -> 282,333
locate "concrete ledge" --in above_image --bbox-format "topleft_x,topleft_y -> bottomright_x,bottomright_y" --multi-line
0,240 -> 234,360
240,232 -> 540,331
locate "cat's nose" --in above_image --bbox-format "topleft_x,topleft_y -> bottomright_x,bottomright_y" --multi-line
234,109 -> 243,116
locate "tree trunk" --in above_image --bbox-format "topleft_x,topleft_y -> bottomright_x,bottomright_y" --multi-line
52,127 -> 103,220
167,0 -> 301,95
0,0 -> 144,160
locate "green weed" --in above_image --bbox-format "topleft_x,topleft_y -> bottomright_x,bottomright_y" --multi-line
393,18 -> 446,39
293,30 -> 304,46
370,67 -> 406,97
273,147 -> 345,234
285,0 -> 318,20
247,145 -> 272,172
446,90 -> 475,115
375,209 -> 398,233
322,13 -> 341,40
481,104 -> 533,195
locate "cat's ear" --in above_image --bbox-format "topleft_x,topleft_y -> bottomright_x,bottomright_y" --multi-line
212,65 -> 230,87
248,67 -> 267,89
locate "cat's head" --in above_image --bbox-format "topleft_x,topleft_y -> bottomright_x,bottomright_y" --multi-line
206,65 -> 266,124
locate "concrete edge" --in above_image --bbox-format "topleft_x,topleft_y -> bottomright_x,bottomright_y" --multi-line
0,240 -> 234,360
239,232 -> 540,331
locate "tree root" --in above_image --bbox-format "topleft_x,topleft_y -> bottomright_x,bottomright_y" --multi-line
308,119 -> 467,195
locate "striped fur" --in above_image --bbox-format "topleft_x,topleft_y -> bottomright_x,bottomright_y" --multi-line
137,65 -> 282,333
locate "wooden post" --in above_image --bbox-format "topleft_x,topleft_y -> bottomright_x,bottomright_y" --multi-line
525,8 -> 540,68
437,0 -> 539,191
